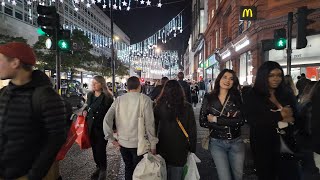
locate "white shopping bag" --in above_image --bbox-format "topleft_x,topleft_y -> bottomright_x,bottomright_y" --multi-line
133,153 -> 167,180
182,153 -> 201,180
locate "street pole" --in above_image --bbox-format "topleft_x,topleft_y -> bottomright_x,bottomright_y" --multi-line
55,28 -> 61,94
110,0 -> 116,97
287,12 -> 293,75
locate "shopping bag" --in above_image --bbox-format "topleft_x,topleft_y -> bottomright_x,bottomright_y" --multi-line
133,153 -> 167,180
75,115 -> 91,149
56,121 -> 77,160
182,153 -> 201,180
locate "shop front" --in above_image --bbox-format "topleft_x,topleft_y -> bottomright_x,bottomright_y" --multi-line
269,34 -> 320,83
239,51 -> 253,85
200,53 -> 220,82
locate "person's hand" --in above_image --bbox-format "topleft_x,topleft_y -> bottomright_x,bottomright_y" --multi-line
207,114 -> 217,122
282,116 -> 295,123
112,140 -> 120,149
82,110 -> 88,117
150,149 -> 156,155
280,106 -> 293,119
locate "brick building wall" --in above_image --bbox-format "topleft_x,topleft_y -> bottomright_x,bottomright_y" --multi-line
205,0 -> 320,81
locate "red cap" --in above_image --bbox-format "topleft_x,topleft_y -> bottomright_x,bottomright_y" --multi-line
0,42 -> 36,65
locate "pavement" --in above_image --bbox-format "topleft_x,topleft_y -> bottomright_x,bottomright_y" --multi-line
60,102 -> 318,180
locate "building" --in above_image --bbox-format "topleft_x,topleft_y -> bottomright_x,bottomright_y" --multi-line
205,0 -> 320,85
190,0 -> 208,82
0,1 -> 130,87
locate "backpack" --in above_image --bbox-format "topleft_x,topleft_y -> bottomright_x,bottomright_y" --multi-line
0,85 -> 74,127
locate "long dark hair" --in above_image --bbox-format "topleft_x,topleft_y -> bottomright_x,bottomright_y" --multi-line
156,80 -> 186,119
254,61 -> 286,97
209,69 -> 241,105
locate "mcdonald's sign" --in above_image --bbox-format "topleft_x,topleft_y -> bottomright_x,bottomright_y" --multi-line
240,6 -> 257,20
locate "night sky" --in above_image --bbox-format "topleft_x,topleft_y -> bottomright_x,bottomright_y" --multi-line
100,0 -> 192,60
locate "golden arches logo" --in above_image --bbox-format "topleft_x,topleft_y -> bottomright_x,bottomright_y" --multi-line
242,9 -> 253,18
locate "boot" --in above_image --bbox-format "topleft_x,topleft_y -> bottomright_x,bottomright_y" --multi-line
97,170 -> 106,180
91,168 -> 100,180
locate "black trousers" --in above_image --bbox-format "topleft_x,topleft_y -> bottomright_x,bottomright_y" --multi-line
90,128 -> 108,170
120,146 -> 143,180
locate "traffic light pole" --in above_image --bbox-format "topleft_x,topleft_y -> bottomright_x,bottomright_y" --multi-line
110,0 -> 116,97
55,29 -> 61,93
287,12 -> 293,75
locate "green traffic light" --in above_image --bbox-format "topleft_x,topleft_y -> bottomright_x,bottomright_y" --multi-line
58,40 -> 70,50
275,38 -> 286,50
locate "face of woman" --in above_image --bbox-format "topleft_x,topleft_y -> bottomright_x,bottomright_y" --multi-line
219,72 -> 234,90
91,79 -> 102,92
268,68 -> 282,89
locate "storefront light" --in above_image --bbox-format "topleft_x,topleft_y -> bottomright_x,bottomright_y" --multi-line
221,50 -> 231,60
235,40 -> 250,52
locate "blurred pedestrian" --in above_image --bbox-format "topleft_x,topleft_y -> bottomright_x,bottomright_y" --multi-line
243,61 -> 301,180
207,79 -> 213,93
311,81 -> 320,154
154,80 -> 197,180
191,85 -> 198,108
149,77 -> 169,101
177,72 -> 192,103
199,79 -> 206,102
103,76 -> 158,180
84,75 -> 114,180
296,73 -> 310,99
199,69 -> 245,180
296,81 -> 319,179
284,75 -> 298,98
0,42 -> 68,179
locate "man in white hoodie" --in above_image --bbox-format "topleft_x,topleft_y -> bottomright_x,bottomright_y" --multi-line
103,76 -> 158,180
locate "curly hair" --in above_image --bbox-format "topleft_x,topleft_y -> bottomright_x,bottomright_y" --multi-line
156,80 -> 186,119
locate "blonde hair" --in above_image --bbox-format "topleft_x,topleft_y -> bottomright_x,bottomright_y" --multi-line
284,75 -> 298,96
93,75 -> 113,97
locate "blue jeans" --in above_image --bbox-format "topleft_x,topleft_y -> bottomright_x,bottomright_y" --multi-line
167,165 -> 183,180
209,137 -> 245,180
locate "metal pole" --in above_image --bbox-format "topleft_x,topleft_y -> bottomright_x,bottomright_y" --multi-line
287,12 -> 293,75
110,0 -> 116,97
55,30 -> 61,94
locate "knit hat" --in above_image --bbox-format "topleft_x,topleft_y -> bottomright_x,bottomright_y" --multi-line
0,42 -> 36,65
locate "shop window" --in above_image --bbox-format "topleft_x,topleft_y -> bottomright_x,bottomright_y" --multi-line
226,60 -> 233,70
239,51 -> 253,85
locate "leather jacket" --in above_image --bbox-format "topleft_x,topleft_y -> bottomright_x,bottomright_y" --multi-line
199,94 -> 243,140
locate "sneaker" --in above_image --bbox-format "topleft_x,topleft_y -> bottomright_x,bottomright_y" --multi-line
91,168 -> 100,180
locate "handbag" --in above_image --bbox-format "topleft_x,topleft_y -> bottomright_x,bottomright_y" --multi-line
75,114 -> 91,149
201,95 -> 230,150
137,94 -> 151,156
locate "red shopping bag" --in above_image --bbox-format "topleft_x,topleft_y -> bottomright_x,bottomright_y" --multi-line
56,121 -> 77,160
75,115 -> 91,149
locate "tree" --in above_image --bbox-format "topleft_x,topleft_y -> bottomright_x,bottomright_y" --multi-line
0,34 -> 27,44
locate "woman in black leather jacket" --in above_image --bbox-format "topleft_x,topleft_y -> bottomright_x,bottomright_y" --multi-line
200,69 -> 244,180
84,76 -> 113,180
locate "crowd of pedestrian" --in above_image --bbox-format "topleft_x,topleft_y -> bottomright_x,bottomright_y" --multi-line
0,41 -> 320,180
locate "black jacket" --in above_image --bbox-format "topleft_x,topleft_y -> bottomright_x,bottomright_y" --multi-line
311,86 -> 320,154
154,102 -> 197,166
242,88 -> 298,154
86,92 -> 113,135
178,80 -> 192,103
149,85 -> 163,101
0,70 -> 67,180
199,94 -> 243,139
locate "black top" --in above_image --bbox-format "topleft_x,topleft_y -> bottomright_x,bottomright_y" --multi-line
154,102 -> 197,166
0,70 -> 67,179
311,87 -> 320,154
178,80 -> 192,103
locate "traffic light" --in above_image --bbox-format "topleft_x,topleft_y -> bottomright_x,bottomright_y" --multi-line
58,29 -> 71,51
296,6 -> 316,49
274,28 -> 287,50
37,5 -> 59,37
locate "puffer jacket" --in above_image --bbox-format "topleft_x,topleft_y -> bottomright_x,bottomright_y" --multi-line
199,94 -> 243,140
0,70 -> 67,180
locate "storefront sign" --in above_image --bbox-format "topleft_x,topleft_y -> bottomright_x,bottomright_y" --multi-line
240,6 -> 257,20
269,34 -> 320,66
